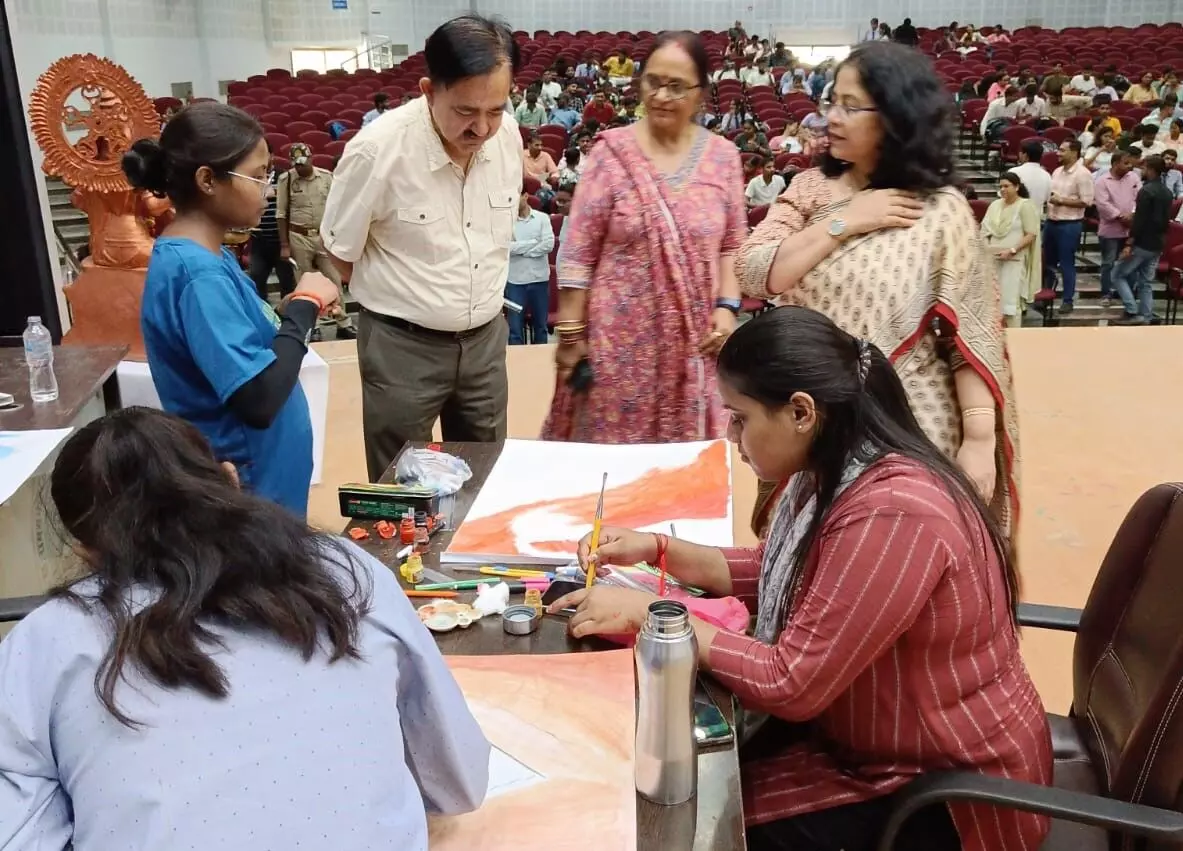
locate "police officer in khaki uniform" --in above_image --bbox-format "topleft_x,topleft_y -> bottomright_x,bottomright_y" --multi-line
277,143 -> 356,340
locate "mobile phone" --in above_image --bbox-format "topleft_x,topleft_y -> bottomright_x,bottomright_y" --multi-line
567,358 -> 595,392
694,682 -> 734,746
541,578 -> 585,614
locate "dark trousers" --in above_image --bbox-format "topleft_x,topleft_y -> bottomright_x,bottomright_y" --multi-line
505,281 -> 550,345
249,238 -> 296,301
357,310 -> 509,482
1043,219 -> 1083,305
746,794 -> 961,851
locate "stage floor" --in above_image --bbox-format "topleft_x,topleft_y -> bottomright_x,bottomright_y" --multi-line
308,326 -> 1183,713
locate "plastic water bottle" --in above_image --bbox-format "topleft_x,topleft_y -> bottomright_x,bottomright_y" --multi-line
634,599 -> 699,805
23,316 -> 59,403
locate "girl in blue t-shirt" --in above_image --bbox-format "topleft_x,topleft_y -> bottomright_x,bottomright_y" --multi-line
123,103 -> 340,517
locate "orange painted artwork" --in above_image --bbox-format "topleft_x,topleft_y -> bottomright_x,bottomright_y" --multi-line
428,649 -> 637,851
444,439 -> 733,564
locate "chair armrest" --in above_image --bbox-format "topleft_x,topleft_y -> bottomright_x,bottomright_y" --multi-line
1017,602 -> 1081,632
876,771 -> 1183,851
0,595 -> 48,623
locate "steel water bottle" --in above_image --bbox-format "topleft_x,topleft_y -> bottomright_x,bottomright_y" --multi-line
634,599 -> 699,805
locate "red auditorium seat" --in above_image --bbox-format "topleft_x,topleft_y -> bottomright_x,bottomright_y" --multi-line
154,96 -> 182,113
303,110 -> 330,128
311,154 -> 336,170
297,93 -> 322,107
1041,125 -> 1077,146
260,111 -> 289,128
968,199 -> 991,223
265,68 -> 292,79
337,109 -> 365,125
264,95 -> 288,111
299,130 -> 332,151
280,103 -> 306,121
286,120 -> 316,136
279,86 -> 303,99
547,265 -> 559,328
549,213 -> 564,239
295,69 -> 319,79
527,196 -> 543,210
323,140 -> 347,157
523,175 -> 542,194
340,128 -> 359,142
747,205 -> 769,228
227,82 -> 250,97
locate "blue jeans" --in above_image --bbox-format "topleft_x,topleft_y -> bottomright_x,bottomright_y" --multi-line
505,281 -> 550,344
1111,246 -> 1160,318
1098,236 -> 1124,298
1044,219 -> 1082,305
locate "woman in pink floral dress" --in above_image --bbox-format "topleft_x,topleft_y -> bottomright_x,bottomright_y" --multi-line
542,31 -> 748,443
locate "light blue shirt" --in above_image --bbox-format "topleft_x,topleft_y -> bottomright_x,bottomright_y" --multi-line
508,208 -> 555,285
549,107 -> 580,131
0,543 -> 490,851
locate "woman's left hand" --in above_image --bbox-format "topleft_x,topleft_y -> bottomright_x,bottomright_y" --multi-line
547,585 -> 659,639
957,435 -> 998,500
698,308 -> 737,356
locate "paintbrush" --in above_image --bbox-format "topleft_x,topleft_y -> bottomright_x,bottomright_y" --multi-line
585,472 -> 608,590
659,523 -> 676,597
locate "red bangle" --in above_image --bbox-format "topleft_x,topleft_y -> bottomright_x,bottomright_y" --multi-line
652,533 -> 669,565
289,291 -> 325,314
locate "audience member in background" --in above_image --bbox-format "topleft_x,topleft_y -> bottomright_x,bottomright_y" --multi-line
574,53 -> 599,81
745,58 -> 774,88
860,17 -> 880,42
738,56 -> 759,85
712,58 -> 741,82
1013,83 -> 1049,121
1046,139 -> 1094,312
1112,155 -> 1174,325
735,118 -> 770,157
1040,61 -> 1069,94
982,171 -> 1042,327
736,42 -> 1020,541
543,30 -> 746,444
1162,149 -> 1182,197
603,48 -> 635,84
0,408 -> 489,850
514,89 -> 547,127
1069,64 -> 1098,96
617,96 -> 642,124
892,16 -> 918,45
1013,139 -> 1053,214
980,86 -> 1020,138
1083,126 -> 1118,174
551,308 -> 1051,851
248,141 -> 296,302
1167,119 -> 1183,147
1136,124 -> 1166,158
768,42 -> 792,67
1150,95 -> 1179,137
563,81 -> 585,112
1093,149 -> 1141,306
800,99 -> 829,136
743,34 -> 762,58
553,181 -> 575,218
124,103 -> 338,517
745,157 -> 786,208
1155,70 -> 1181,100
986,72 -> 1010,102
278,143 -> 354,341
1078,116 -> 1103,149
321,15 -> 521,482
1045,86 -> 1092,122
581,90 -> 616,126
1124,71 -> 1158,105
548,93 -> 581,130
773,118 -> 804,154
522,133 -> 558,182
557,146 -> 582,183
505,188 -> 554,345
539,69 -> 562,108
362,92 -> 390,127
718,97 -> 752,133
779,68 -> 807,96
1095,76 -> 1121,103
876,21 -> 891,40
958,24 -> 985,54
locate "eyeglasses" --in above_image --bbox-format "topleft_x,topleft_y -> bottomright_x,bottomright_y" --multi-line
227,171 -> 271,196
640,75 -> 701,101
820,100 -> 879,117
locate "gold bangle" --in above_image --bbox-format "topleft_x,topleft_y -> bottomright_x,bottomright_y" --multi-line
962,407 -> 995,418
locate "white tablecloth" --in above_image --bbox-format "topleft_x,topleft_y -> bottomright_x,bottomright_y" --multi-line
116,351 -> 329,484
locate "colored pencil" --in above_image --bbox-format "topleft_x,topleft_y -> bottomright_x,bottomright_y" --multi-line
405,589 -> 458,598
586,472 -> 608,590
659,523 -> 675,597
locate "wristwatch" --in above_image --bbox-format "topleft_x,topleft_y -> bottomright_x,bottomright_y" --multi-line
714,298 -> 742,315
828,218 -> 847,240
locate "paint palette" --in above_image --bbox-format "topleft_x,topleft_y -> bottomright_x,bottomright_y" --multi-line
417,600 -> 478,633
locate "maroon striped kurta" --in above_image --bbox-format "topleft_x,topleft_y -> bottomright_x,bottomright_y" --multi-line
708,457 -> 1052,851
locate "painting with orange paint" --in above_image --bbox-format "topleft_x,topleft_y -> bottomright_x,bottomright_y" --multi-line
443,439 -> 734,564
428,650 -> 637,851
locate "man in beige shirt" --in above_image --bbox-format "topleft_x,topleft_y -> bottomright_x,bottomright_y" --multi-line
320,14 -> 522,481
1046,139 -> 1095,312
277,143 -> 354,340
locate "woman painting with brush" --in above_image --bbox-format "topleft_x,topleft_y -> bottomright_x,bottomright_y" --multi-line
549,307 -> 1052,851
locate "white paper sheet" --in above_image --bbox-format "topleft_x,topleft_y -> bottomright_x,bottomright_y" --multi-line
0,429 -> 74,505
486,744 -> 545,800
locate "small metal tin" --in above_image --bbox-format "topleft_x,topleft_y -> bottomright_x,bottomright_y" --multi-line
502,604 -> 541,635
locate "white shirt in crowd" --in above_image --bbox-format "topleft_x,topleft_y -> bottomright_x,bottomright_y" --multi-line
508,208 -> 555,285
1012,160 -> 1053,214
1137,139 -> 1168,157
712,68 -> 740,82
746,173 -> 787,207
1013,96 -> 1049,121
980,96 -> 1019,137
743,69 -> 774,87
1069,74 -> 1098,95
321,96 -> 523,333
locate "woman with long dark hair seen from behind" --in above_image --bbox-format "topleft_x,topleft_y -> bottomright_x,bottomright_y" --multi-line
548,307 -> 1052,851
123,102 -> 341,517
0,407 -> 489,849
735,41 -> 1021,546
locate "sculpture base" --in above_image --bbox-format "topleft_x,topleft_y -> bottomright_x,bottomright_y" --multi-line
62,259 -> 147,361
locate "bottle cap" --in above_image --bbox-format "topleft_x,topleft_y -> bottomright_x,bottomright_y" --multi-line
28,316 -> 41,324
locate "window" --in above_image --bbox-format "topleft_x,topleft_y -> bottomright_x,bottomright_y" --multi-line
783,45 -> 852,66
290,46 -> 368,74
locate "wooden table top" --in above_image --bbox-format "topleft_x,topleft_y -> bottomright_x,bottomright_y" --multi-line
344,440 -> 747,851
0,344 -> 126,431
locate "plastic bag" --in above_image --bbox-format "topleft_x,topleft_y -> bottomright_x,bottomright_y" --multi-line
395,448 -> 473,496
